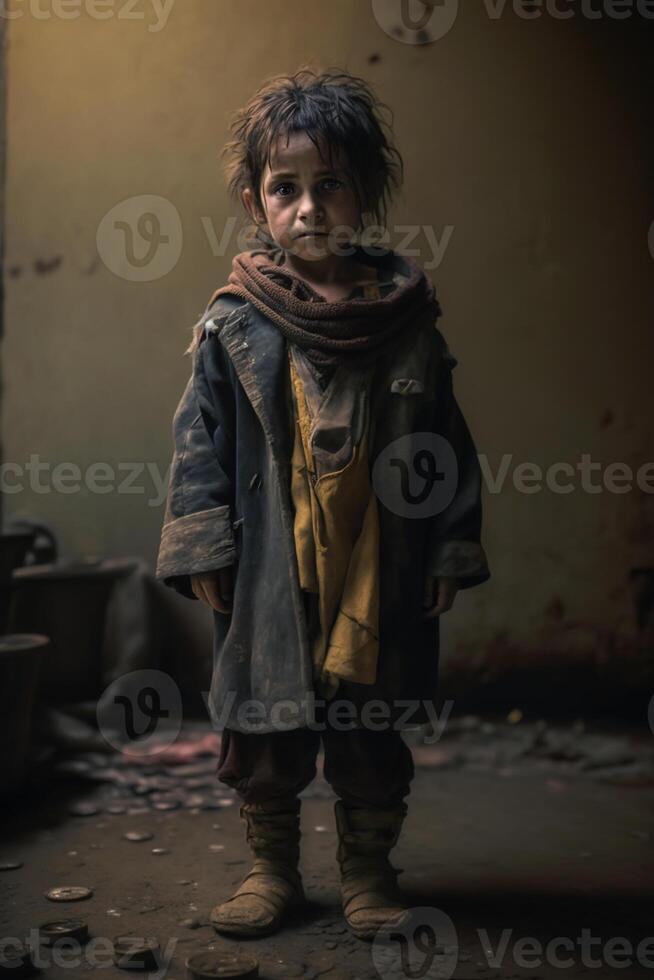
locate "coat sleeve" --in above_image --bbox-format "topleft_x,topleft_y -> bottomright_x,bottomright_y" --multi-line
155,322 -> 237,600
424,327 -> 491,590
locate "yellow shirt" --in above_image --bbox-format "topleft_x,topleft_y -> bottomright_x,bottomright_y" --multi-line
287,343 -> 380,700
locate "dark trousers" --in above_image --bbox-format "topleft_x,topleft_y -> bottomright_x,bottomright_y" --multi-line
215,591 -> 414,809
216,722 -> 414,808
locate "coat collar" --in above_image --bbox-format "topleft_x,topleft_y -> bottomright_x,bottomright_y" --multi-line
204,300 -> 295,465
203,296 -> 434,467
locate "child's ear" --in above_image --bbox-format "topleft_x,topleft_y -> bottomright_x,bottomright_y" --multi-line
242,187 -> 267,227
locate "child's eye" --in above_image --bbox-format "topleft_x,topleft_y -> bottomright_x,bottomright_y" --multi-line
272,178 -> 343,197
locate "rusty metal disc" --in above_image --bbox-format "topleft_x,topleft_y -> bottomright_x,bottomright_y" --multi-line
0,860 -> 23,871
45,885 -> 93,902
39,918 -> 89,945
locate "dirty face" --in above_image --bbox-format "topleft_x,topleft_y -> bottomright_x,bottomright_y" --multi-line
246,131 -> 362,262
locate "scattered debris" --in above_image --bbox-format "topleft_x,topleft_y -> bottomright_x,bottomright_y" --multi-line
53,746 -> 237,813
123,731 -> 221,765
185,950 -> 259,979
303,954 -> 335,977
113,936 -> 160,971
179,917 -> 205,930
45,714 -> 654,858
262,957 -> 306,977
419,715 -> 654,784
123,831 -> 154,842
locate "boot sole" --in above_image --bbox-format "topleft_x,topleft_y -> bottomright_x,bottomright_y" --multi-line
210,915 -> 282,938
209,888 -> 305,938
344,908 -> 413,942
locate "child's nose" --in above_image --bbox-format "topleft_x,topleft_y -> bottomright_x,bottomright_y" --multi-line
298,191 -> 324,219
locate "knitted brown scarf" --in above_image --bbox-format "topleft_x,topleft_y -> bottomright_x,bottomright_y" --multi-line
196,244 -> 441,370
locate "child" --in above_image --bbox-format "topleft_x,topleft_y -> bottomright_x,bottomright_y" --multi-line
156,66 -> 490,942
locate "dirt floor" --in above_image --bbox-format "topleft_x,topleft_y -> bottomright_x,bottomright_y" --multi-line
1,717 -> 654,979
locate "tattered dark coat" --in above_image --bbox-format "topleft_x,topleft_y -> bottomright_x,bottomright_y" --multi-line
156,294 -> 490,733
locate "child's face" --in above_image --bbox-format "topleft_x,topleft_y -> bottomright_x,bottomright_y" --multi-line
244,131 -> 362,262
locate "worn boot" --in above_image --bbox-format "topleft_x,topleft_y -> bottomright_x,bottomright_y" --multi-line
334,800 -> 412,941
210,797 -> 304,937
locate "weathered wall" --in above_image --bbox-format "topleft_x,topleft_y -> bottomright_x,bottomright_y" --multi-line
2,2 -> 653,674
0,16 -> 5,533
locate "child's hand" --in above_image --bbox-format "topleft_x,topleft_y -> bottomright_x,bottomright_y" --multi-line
191,567 -> 234,614
422,575 -> 459,618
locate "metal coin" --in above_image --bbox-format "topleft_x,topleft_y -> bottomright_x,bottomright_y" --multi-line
185,951 -> 259,979
39,918 -> 89,945
45,886 -> 93,902
123,831 -> 153,842
0,860 -> 23,871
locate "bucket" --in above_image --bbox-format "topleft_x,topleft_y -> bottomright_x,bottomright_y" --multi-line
0,634 -> 49,799
0,530 -> 37,633
7,560 -> 137,703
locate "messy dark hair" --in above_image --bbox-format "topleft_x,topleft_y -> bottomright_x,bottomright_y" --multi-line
183,66 -> 404,355
221,64 -> 404,239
